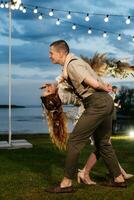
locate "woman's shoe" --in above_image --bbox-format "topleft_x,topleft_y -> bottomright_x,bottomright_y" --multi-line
123,173 -> 134,180
77,169 -> 96,185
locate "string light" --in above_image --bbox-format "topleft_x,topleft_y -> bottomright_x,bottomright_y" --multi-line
22,7 -> 26,13
5,2 -> 9,8
56,18 -> 60,25
49,9 -> 54,16
85,13 -> 90,22
19,4 -> 23,11
117,34 -> 121,40
104,15 -> 109,22
11,4 -> 15,10
38,13 -> 43,20
33,6 -> 38,14
103,31 -> 107,37
125,16 -> 131,24
0,1 -> 4,8
1,1 -> 134,43
15,5 -> 20,10
66,11 -> 72,19
5,1 -> 133,25
72,24 -> 76,30
2,1 -> 133,27
88,28 -> 92,34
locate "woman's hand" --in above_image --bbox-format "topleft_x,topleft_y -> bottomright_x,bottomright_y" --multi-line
40,83 -> 57,96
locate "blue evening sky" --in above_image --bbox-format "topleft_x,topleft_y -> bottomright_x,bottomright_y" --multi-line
0,0 -> 134,105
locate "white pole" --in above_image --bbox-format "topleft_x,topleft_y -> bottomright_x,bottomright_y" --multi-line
8,3 -> 12,145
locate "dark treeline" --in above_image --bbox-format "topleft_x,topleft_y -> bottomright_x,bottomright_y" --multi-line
116,86 -> 134,116
0,105 -> 25,109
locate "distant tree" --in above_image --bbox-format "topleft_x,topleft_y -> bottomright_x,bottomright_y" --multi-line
118,86 -> 134,115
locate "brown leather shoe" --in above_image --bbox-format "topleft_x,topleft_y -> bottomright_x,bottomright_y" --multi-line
102,180 -> 127,188
45,185 -> 74,193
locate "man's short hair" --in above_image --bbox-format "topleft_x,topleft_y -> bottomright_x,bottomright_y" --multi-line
50,40 -> 69,54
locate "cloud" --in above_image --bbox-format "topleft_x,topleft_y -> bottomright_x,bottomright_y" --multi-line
70,36 -> 117,53
12,65 -> 61,81
0,64 -> 61,83
0,0 -> 134,105
123,28 -> 134,37
0,63 -> 61,105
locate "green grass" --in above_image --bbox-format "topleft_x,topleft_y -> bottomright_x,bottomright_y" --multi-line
0,134 -> 134,200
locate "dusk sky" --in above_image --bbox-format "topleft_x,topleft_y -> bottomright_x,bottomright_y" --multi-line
0,0 -> 134,105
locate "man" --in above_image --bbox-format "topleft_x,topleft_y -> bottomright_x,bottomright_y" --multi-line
110,86 -> 121,134
46,40 -> 126,192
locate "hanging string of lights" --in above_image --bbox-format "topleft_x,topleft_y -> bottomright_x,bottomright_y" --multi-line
17,2 -> 134,23
17,5 -> 130,41
1,1 -> 134,21
0,1 -> 134,42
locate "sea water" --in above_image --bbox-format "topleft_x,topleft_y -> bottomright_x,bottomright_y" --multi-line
0,106 -> 75,134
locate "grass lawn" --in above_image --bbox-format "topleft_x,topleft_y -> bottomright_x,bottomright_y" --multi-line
0,134 -> 134,200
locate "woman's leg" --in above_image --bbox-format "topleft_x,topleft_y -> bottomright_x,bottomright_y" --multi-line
78,152 -> 97,184
83,152 -> 97,173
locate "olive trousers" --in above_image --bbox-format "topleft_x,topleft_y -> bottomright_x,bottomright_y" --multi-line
65,92 -> 121,179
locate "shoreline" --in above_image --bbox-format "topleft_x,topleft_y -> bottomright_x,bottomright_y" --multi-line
0,105 -> 26,109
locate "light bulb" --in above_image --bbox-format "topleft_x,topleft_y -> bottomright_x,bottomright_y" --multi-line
104,15 -> 109,22
117,34 -> 121,40
33,7 -> 38,14
67,11 -> 72,19
126,16 -> 131,24
5,2 -> 9,8
38,14 -> 43,20
72,24 -> 76,30
88,28 -> 92,34
56,19 -> 60,25
22,7 -> 26,13
0,2 -> 4,8
103,32 -> 107,37
11,4 -> 15,10
49,9 -> 54,16
19,4 -> 23,11
85,14 -> 90,22
15,5 -> 20,9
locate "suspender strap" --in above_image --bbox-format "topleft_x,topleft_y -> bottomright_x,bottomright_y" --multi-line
67,59 -> 84,100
